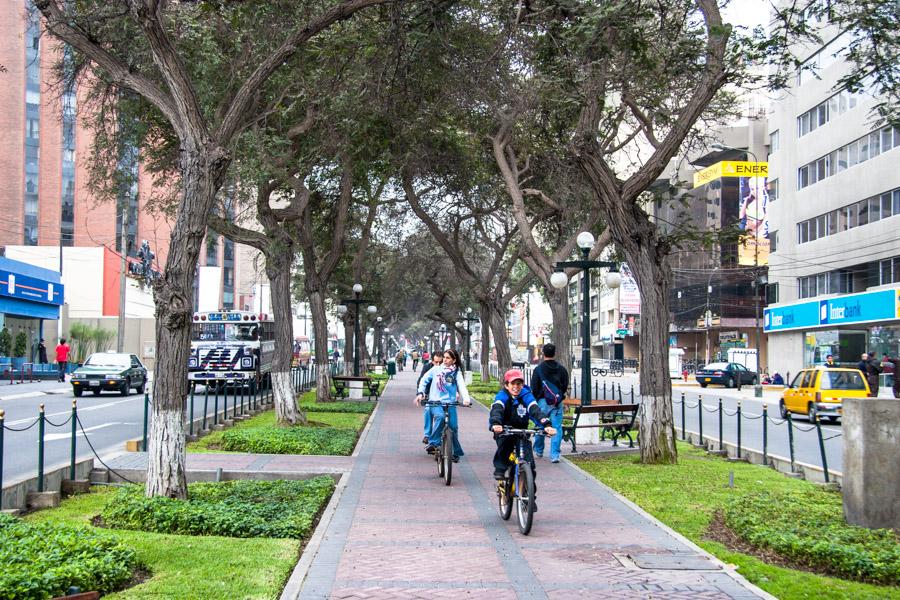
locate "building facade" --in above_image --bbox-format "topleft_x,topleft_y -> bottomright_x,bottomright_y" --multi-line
764,17 -> 900,376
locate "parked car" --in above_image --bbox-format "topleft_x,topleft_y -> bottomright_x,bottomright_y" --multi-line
780,367 -> 869,423
71,352 -> 148,397
695,362 -> 758,388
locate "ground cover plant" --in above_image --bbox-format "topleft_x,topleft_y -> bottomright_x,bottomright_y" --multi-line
25,488 -> 299,599
573,443 -> 900,600
0,512 -> 138,600
724,489 -> 899,585
101,478 -> 335,539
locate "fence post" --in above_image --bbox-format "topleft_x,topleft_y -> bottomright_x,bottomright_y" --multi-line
786,412 -> 796,472
697,394 -> 703,445
37,403 -> 45,492
603,381 -> 607,400
593,379 -> 598,400
203,385 -> 210,431
762,403 -> 768,466
189,384 -> 195,436
815,415 -> 830,483
680,393 -> 685,440
630,385 -> 634,404
0,409 -> 5,509
718,398 -> 723,452
70,400 -> 77,480
617,383 -> 622,402
214,385 -> 220,425
224,384 -> 230,421
736,400 -> 742,459
142,392 -> 149,452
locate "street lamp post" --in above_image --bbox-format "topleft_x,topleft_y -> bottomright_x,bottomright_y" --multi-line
428,330 -> 434,355
338,283 -> 376,377
459,307 -> 478,372
374,316 -> 383,364
712,143 -> 765,397
550,232 -> 621,407
439,324 -> 448,349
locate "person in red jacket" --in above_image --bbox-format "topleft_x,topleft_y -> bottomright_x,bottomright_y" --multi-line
55,338 -> 71,382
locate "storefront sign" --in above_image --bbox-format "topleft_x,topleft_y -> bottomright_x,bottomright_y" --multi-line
0,269 -> 64,305
764,288 -> 900,332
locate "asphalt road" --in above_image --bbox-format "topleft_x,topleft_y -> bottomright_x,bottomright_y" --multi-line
571,370 -> 845,473
0,377 -> 249,485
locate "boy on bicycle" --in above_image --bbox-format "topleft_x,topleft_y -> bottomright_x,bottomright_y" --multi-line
489,369 -> 557,483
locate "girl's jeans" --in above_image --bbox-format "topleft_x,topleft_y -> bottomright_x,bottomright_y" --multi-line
427,403 -> 464,456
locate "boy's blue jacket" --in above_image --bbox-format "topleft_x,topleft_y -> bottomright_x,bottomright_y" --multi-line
489,385 -> 549,430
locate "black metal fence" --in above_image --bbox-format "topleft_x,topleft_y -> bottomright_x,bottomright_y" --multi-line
0,365 -> 320,510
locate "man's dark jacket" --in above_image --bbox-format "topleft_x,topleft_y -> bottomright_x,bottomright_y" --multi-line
531,359 -> 570,403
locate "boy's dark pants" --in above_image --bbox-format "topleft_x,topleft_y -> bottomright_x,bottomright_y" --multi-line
493,434 -> 537,488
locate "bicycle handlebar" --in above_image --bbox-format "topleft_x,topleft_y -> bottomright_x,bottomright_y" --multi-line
499,427 -> 548,436
422,400 -> 466,407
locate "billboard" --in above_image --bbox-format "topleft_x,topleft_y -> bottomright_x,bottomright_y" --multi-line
618,263 -> 641,314
737,175 -> 770,266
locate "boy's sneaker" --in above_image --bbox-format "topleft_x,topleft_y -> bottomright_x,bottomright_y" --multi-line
425,445 -> 437,454
530,498 -> 538,512
421,436 -> 429,444
534,453 -> 543,458
451,455 -> 460,463
493,469 -> 506,480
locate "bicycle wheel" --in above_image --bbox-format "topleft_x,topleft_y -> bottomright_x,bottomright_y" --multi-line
515,463 -> 535,535
497,470 -> 512,520
442,428 -> 453,485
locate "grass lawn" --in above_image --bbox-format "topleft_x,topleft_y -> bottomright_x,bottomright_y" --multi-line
572,443 -> 900,600
25,488 -> 298,599
188,402 -> 371,454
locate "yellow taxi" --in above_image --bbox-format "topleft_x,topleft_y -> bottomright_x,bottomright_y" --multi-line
780,367 -> 870,423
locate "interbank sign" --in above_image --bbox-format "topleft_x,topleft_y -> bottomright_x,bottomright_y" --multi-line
0,269 -> 64,306
693,160 -> 768,188
764,288 -> 900,333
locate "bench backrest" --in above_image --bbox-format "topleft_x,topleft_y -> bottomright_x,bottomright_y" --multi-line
575,403 -> 638,414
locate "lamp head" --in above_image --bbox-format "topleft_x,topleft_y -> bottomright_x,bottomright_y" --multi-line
377,316 -> 382,323
367,305 -> 377,315
604,271 -> 622,289
440,324 -> 446,332
455,321 -> 462,328
576,231 -> 595,250
337,304 -> 348,316
352,283 -> 363,294
550,270 -> 569,289
466,307 -> 472,315
384,327 -> 390,333
711,143 -> 728,151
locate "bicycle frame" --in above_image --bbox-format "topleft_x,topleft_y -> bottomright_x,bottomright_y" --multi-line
497,427 -> 546,535
424,400 -> 462,485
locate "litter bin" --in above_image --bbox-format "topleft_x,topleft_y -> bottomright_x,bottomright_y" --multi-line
386,359 -> 396,378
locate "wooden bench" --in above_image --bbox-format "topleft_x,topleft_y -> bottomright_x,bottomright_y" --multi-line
332,375 -> 375,400
365,379 -> 381,401
562,403 -> 639,452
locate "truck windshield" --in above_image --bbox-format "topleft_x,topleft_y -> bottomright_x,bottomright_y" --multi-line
191,323 -> 258,342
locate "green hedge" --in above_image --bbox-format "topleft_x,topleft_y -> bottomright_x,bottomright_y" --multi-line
0,513 -> 137,600
222,426 -> 358,455
101,478 -> 335,539
724,489 -> 900,585
298,401 -> 375,414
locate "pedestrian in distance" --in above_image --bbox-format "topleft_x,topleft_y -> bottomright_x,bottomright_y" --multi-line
865,351 -> 882,397
856,353 -> 868,378
417,352 -> 445,443
489,369 -> 557,509
416,348 -> 471,462
530,343 -> 569,463
411,349 -> 420,370
38,338 -> 48,364
882,354 -> 900,399
824,354 -> 836,368
55,337 -> 71,382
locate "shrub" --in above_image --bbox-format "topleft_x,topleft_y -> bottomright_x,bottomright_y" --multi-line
0,512 -> 137,600
723,489 -> 900,585
12,332 -> 27,358
0,328 -> 10,357
298,401 -> 374,414
101,478 -> 335,539
222,426 -> 358,455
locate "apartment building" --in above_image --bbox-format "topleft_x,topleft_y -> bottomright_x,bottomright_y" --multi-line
764,17 -> 900,375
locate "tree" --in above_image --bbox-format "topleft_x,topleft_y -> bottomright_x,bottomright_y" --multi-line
35,0 -> 392,498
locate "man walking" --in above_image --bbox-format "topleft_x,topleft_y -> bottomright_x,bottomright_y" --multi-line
530,343 -> 569,463
55,338 -> 71,383
883,354 -> 900,399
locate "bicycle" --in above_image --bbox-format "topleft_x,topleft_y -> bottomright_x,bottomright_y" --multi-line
496,427 -> 546,535
423,400 -> 463,486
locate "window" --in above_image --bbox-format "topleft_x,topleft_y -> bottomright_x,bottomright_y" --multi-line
770,230 -> 778,253
858,199 -> 869,226
590,319 -> 598,336
882,126 -> 894,152
869,197 -> 881,223
798,165 -> 809,189
768,178 -> 779,202
798,128 -> 898,189
766,282 -> 779,304
590,295 -> 598,312
880,259 -> 893,285
827,210 -> 837,235
769,130 -> 780,152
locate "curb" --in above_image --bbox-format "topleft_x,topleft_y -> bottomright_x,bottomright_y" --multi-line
279,378 -> 387,599
563,456 -> 778,600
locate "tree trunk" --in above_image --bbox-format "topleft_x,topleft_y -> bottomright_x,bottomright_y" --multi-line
147,148 -> 228,499
267,261 -> 306,425
488,303 -> 512,373
307,290 -> 333,402
479,304 -> 491,382
343,315 -> 355,376
547,286 -> 572,376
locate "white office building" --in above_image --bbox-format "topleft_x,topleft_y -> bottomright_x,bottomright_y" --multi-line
764,18 -> 900,377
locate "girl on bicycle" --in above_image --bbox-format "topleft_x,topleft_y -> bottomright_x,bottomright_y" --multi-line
415,348 -> 471,461
489,369 -> 556,481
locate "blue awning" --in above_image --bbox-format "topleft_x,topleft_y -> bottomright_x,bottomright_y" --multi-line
0,296 -> 60,319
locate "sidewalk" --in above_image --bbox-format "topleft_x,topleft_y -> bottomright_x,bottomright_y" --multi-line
287,370 -> 770,599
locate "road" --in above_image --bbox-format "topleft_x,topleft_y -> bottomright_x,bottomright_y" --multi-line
0,377 -> 250,485
571,370 -> 845,473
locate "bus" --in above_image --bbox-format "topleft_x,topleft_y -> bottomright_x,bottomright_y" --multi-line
188,311 -> 274,391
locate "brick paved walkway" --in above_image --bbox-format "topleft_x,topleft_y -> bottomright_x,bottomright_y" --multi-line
289,371 -> 770,600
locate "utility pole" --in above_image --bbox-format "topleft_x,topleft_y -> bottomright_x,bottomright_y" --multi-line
116,206 -> 128,353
